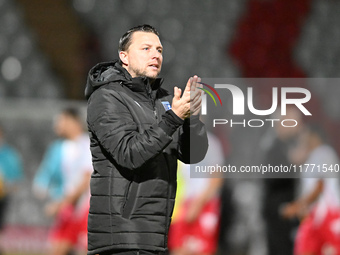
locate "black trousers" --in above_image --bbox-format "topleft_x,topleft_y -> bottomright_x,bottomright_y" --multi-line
99,250 -> 168,255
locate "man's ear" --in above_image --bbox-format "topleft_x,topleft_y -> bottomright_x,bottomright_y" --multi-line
119,51 -> 128,66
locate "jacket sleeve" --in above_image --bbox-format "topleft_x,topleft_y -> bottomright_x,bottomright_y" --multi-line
177,115 -> 209,164
87,87 -> 184,171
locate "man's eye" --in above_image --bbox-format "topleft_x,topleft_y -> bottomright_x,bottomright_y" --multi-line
158,49 -> 163,54
143,47 -> 149,50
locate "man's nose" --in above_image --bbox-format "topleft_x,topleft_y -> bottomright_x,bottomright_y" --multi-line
151,48 -> 161,59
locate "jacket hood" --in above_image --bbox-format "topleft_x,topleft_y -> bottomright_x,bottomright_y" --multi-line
85,60 -> 164,99
85,60 -> 131,99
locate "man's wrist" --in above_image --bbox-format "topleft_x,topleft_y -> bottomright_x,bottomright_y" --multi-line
159,110 -> 184,136
171,108 -> 184,120
183,114 -> 200,125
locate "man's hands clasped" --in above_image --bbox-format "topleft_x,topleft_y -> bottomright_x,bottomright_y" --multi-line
171,75 -> 204,120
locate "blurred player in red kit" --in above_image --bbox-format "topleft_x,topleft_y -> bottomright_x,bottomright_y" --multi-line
283,124 -> 340,255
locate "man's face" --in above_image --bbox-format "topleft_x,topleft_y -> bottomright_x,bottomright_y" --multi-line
54,113 -> 82,139
53,113 -> 68,138
120,31 -> 163,79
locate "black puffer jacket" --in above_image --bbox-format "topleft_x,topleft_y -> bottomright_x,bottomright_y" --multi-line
85,60 -> 208,255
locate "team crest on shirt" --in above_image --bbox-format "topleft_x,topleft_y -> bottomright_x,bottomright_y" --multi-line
161,101 -> 172,111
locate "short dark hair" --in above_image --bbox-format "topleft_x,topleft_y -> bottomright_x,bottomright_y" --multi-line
61,107 -> 82,123
118,24 -> 159,53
